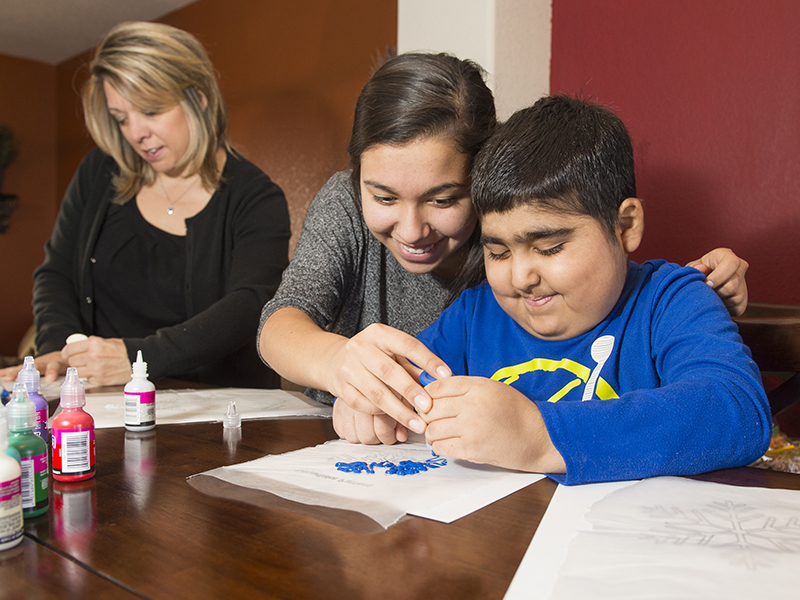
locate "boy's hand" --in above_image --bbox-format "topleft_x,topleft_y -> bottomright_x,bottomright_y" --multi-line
686,248 -> 748,317
421,376 -> 565,474
333,399 -> 408,445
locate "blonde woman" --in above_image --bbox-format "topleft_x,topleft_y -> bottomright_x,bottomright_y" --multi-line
1,22 -> 289,387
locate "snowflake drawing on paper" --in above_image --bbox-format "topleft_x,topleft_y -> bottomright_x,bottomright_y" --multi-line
609,500 -> 800,571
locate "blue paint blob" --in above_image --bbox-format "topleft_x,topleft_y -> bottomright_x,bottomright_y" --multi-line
336,453 -> 447,476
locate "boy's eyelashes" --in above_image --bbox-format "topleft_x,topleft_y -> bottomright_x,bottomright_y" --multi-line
485,247 -> 510,260
483,243 -> 565,260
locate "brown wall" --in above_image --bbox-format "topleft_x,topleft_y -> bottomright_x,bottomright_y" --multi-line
0,55 -> 57,356
0,0 -> 397,357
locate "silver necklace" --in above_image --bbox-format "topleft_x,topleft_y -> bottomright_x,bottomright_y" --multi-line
157,175 -> 195,215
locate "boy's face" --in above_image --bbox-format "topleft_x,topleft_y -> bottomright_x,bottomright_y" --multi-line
481,204 -> 631,340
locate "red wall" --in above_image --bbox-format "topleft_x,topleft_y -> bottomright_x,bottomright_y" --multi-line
551,0 -> 800,304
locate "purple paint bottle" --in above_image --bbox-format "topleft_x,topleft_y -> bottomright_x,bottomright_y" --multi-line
17,356 -> 49,445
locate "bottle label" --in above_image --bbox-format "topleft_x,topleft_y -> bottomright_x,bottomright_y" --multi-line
52,428 -> 96,476
35,407 -> 48,426
124,390 -> 156,427
0,477 -> 23,545
20,453 -> 49,511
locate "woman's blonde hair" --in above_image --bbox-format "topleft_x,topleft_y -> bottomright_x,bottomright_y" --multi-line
82,21 -> 230,203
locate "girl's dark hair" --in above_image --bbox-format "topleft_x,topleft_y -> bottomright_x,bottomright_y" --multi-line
347,52 -> 497,195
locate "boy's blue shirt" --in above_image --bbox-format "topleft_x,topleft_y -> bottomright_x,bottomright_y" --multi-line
417,260 -> 771,485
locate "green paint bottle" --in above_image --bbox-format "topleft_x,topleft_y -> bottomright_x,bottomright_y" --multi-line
6,383 -> 49,518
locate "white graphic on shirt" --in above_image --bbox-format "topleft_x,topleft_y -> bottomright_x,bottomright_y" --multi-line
582,335 -> 615,401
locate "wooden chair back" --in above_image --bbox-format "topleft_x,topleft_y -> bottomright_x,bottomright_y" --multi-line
735,303 -> 800,435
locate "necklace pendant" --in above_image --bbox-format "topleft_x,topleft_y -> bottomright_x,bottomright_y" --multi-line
167,205 -> 174,215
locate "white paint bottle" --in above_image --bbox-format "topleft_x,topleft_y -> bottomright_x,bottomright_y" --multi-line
0,403 -> 23,551
124,351 -> 155,432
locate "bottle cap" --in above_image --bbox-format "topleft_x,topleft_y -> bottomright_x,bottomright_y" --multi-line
222,400 -> 241,429
132,350 -> 148,378
17,355 -> 41,394
6,382 -> 36,432
60,367 -> 86,408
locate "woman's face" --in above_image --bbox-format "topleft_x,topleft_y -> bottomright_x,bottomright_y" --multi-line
104,81 -> 191,178
360,136 -> 477,279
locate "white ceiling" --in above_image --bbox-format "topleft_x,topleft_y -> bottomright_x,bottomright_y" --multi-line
0,0 -> 197,65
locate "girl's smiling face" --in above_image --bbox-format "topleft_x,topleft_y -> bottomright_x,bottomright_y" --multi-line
481,200 -> 641,340
360,136 -> 477,279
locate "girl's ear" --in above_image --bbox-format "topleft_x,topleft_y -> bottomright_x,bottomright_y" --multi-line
617,198 -> 644,254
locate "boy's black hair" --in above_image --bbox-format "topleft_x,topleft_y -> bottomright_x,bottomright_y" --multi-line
471,94 -> 636,233
448,95 -> 637,303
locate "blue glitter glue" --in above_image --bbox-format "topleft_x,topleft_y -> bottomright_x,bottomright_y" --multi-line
336,453 -> 447,476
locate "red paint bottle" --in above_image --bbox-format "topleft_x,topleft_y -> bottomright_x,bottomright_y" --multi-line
51,368 -> 95,482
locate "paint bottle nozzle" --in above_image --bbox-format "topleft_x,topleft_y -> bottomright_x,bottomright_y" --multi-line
222,400 -> 241,429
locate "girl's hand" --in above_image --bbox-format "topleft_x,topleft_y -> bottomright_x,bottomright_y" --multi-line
324,323 -> 452,435
333,399 -> 408,445
686,248 -> 749,317
422,376 -> 566,474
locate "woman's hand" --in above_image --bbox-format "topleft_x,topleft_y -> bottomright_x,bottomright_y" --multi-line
333,400 -> 407,445
61,336 -> 132,386
422,376 -> 566,473
0,351 -> 68,383
686,248 -> 749,317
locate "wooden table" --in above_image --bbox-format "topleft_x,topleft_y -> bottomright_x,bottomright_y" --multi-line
5,394 -> 800,600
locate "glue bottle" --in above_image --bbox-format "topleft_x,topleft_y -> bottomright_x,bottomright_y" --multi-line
51,367 -> 95,482
17,356 -> 50,445
0,407 -> 23,550
6,383 -> 49,518
124,351 -> 155,432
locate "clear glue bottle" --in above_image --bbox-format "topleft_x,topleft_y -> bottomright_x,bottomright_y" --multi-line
124,351 -> 155,432
17,356 -> 50,445
6,383 -> 49,518
0,406 -> 23,550
51,367 -> 95,482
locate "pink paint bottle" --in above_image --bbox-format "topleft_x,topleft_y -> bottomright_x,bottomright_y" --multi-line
51,368 -> 95,482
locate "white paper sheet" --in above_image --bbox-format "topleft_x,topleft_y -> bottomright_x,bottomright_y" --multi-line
192,439 -> 543,528
505,477 -> 800,600
50,387 -> 331,428
504,480 -> 634,600
2,376 -> 91,401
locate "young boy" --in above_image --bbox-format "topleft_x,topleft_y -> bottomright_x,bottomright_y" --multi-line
415,95 -> 771,485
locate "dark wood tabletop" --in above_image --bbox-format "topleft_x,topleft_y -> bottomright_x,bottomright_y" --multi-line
5,388 -> 800,600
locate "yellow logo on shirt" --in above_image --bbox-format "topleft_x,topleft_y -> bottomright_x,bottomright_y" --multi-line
491,358 -> 619,403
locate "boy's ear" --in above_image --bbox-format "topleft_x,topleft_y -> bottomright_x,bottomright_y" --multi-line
617,198 -> 644,254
